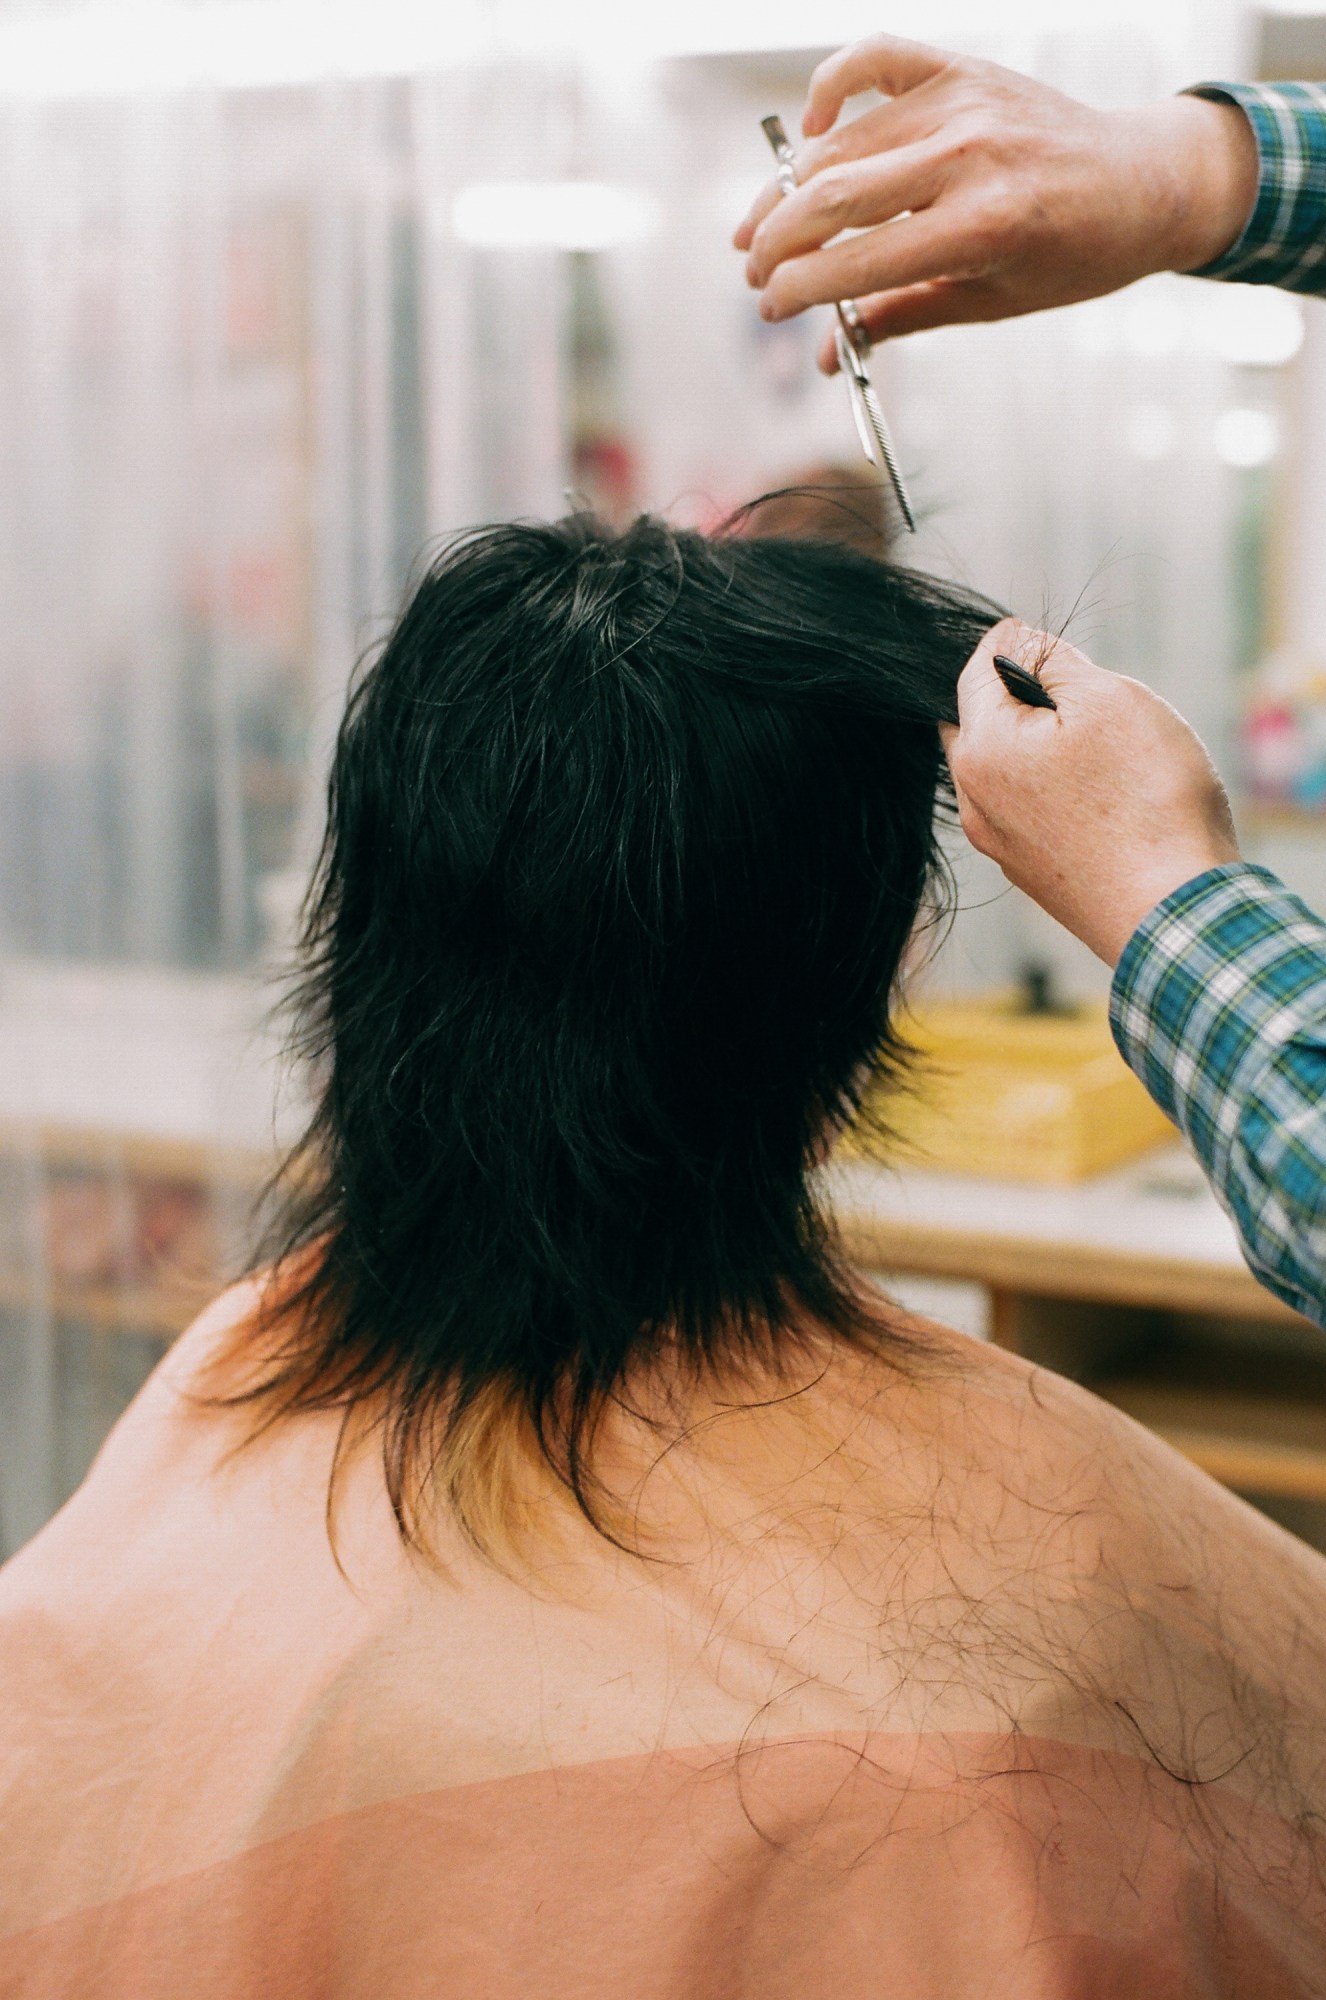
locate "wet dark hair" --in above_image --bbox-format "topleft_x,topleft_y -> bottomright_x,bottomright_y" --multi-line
235,509 -> 1001,1550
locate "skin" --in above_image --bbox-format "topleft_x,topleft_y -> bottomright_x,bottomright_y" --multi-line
941,623 -> 1241,967
734,33 -> 1259,364
732,34 -> 1256,959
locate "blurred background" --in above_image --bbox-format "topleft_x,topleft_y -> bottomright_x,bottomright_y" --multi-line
7,0 -> 1326,1556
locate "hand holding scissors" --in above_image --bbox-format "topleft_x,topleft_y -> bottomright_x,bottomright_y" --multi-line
760,114 -> 917,532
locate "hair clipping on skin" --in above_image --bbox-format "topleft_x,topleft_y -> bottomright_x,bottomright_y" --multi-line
993,653 -> 1057,711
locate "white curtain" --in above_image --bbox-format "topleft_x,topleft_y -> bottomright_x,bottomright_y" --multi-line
0,55 -> 576,1552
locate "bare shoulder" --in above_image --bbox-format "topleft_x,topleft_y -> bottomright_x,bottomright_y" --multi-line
915,1317 -> 1326,1586
894,1321 -> 1326,1778
65,1274 -> 273,1485
160,1272 -> 270,1383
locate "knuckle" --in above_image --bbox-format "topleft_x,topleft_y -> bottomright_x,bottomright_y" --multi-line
957,799 -> 993,853
943,109 -> 1001,162
947,737 -> 980,786
963,183 -> 1020,261
983,176 -> 1022,233
954,61 -> 988,93
987,617 -> 1024,653
810,163 -> 853,220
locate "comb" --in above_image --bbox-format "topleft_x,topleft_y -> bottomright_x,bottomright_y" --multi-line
993,654 -> 1058,711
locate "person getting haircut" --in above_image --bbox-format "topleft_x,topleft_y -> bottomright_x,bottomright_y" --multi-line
227,509 -> 996,1552
2,511 -> 1325,2000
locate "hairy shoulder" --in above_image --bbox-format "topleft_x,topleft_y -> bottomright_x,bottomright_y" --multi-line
887,1325 -> 1326,1800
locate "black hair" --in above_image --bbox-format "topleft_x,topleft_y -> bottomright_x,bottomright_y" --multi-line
231,509 -> 1001,1551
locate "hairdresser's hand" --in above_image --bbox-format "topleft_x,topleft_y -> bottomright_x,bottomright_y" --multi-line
940,620 -> 1241,967
734,36 -> 1258,356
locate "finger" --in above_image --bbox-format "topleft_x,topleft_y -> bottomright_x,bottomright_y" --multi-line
802,33 -> 954,138
745,144 -> 944,287
801,88 -> 956,173
845,276 -> 1017,341
737,93 -> 943,256
760,208 -> 974,321
734,178 -> 782,251
816,278 -> 1011,369
954,619 -> 1043,728
944,780 -> 1000,861
1030,635 -> 1109,704
817,324 -> 841,374
958,621 -> 1106,730
820,283 -> 966,353
734,97 -> 928,250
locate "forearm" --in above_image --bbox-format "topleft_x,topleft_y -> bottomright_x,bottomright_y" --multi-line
1111,864 -> 1326,1328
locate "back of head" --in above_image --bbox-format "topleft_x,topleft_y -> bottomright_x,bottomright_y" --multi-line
241,510 -> 999,1551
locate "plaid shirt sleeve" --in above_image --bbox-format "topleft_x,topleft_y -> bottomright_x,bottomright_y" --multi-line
1185,81 -> 1326,292
1110,863 -> 1326,1327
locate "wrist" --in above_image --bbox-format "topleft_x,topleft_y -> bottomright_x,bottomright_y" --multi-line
1162,92 -> 1259,271
1092,844 -> 1242,967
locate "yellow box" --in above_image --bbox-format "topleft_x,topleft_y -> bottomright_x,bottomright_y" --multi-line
838,995 -> 1175,1184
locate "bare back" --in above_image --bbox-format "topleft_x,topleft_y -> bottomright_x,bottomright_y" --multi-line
1,1286 -> 1324,1997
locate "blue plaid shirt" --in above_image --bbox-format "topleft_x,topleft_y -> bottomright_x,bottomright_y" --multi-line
1112,867 -> 1326,1327
1186,81 -> 1326,290
1106,84 -> 1326,1325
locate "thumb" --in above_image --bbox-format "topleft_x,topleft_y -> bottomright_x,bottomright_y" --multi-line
956,617 -> 1117,735
954,617 -> 1048,732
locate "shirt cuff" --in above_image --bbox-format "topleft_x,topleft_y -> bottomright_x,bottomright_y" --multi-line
1182,81 -> 1326,286
1109,861 -> 1326,1169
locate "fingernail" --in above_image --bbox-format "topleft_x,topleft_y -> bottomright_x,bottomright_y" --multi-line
745,258 -> 760,287
760,294 -> 781,322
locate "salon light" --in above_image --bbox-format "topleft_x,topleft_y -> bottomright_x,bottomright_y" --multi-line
1205,288 -> 1305,368
0,0 -> 478,97
1214,408 -> 1279,468
452,182 -> 657,251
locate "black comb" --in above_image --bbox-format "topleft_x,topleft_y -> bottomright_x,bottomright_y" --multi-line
993,654 -> 1057,711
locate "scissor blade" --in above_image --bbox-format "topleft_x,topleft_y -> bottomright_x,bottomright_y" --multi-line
857,378 -> 918,533
835,329 -> 877,465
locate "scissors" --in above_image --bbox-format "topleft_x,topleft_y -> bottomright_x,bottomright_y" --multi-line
760,115 -> 917,534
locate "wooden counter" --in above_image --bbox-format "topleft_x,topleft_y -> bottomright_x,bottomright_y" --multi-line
828,1149 -> 1326,1512
829,1147 -> 1304,1323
